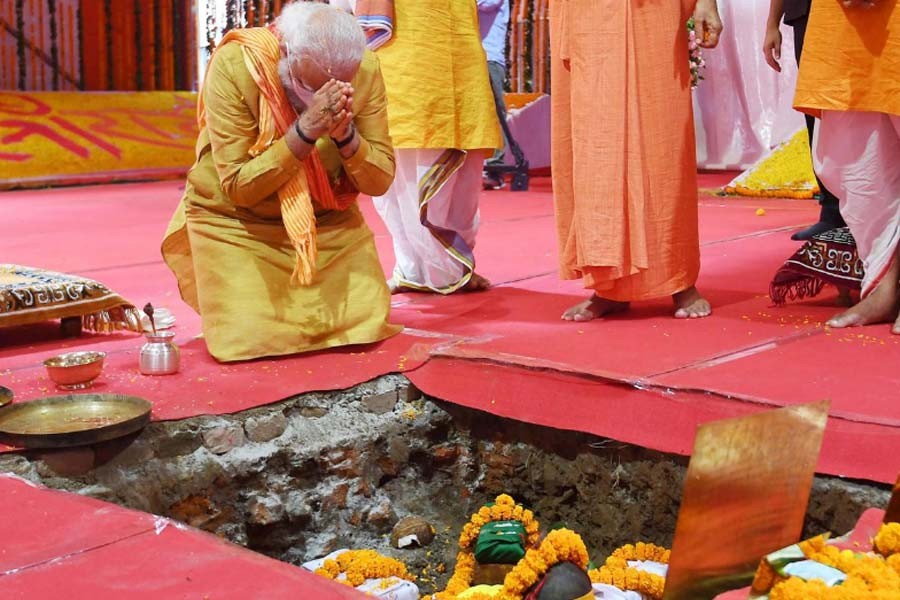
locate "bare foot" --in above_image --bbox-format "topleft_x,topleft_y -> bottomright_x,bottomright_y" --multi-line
387,278 -> 413,295
561,295 -> 630,322
462,273 -> 491,292
673,286 -> 712,319
836,287 -> 854,308
827,278 -> 899,328
387,274 -> 490,295
831,246 -> 900,328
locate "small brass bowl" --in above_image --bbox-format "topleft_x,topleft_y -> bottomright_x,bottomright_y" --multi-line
43,351 -> 106,390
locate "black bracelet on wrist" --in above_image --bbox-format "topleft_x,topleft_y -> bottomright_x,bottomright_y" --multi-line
332,126 -> 355,149
294,120 -> 317,146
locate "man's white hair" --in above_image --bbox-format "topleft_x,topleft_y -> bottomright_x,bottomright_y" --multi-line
276,2 -> 366,81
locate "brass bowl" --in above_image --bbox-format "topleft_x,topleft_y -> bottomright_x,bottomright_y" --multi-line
43,351 -> 106,390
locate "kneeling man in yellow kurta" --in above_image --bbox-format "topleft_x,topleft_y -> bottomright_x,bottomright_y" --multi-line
162,3 -> 400,362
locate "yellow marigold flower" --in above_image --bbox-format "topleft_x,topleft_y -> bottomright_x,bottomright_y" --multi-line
589,541 -> 670,600
725,129 -> 819,200
776,532 -> 900,598
887,553 -> 900,576
314,550 -> 414,589
875,523 -> 900,558
751,559 -> 779,593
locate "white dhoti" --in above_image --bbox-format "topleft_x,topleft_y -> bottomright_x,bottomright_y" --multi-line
374,148 -> 483,293
814,110 -> 900,297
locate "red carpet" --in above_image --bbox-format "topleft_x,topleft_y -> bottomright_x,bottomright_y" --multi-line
0,474 -> 365,599
2,177 -> 899,483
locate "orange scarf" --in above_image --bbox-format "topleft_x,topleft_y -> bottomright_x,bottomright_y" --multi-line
199,27 -> 348,286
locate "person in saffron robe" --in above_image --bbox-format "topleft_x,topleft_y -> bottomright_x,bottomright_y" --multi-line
550,0 -> 723,322
371,0 -> 503,294
161,3 -> 400,362
794,0 -> 900,332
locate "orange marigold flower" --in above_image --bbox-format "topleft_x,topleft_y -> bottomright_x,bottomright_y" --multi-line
875,523 -> 900,558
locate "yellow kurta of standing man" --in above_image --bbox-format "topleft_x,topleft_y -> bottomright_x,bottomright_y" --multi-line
375,0 -> 502,151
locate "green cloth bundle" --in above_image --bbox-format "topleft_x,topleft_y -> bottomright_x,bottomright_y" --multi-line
474,520 -> 527,565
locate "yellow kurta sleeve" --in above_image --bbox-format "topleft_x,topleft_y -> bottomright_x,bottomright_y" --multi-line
338,51 -> 395,197
203,44 -> 302,208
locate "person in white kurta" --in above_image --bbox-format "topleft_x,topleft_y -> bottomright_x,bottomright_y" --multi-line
371,1 -> 502,294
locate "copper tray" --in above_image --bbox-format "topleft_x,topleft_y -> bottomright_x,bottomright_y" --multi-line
0,393 -> 152,449
0,386 -> 11,408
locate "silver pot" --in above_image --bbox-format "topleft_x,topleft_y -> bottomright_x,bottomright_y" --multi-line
139,331 -> 180,375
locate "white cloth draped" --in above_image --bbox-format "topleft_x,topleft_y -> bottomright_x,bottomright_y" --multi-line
693,0 -> 806,170
374,148 -> 483,293
815,111 -> 900,297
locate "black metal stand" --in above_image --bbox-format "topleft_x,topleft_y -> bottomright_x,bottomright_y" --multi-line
483,107 -> 530,192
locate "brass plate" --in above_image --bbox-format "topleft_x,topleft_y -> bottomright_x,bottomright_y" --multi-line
663,401 -> 829,600
0,386 -> 11,408
0,393 -> 152,449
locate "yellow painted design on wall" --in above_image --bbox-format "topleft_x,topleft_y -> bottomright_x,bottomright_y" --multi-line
0,91 -> 199,189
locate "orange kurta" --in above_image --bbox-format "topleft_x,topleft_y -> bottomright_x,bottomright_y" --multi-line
551,0 -> 700,302
794,0 -> 900,118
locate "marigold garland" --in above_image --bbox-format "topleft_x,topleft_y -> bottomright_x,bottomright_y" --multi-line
609,542 -> 671,564
587,542 -> 671,600
874,522 -> 900,558
458,494 -> 541,551
765,533 -> 900,598
751,559 -> 784,594
314,549 -> 414,588
888,554 -> 900,576
496,528 -> 590,600
438,550 -> 479,599
435,494 -> 541,600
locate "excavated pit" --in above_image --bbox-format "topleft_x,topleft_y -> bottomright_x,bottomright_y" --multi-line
0,375 -> 889,594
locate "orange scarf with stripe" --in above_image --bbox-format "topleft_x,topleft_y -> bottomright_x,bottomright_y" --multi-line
199,27 -> 350,286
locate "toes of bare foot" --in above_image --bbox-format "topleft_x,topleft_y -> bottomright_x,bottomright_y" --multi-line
561,297 -> 628,322
673,288 -> 712,319
826,314 -> 852,328
388,278 -> 419,295
827,306 -> 884,329
674,302 -> 712,319
463,273 -> 491,292
562,307 -> 594,322
561,303 -> 589,321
